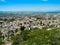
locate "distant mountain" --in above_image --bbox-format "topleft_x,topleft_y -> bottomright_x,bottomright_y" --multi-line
0,11 -> 60,16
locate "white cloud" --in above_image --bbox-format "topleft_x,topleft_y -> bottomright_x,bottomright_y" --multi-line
0,0 -> 5,2
42,0 -> 48,2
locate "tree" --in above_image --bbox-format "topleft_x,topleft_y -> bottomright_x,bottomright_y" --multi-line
12,28 -> 60,45
0,31 -> 4,45
20,26 -> 25,31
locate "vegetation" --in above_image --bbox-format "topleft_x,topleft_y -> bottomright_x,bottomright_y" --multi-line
0,31 -> 4,45
11,28 -> 60,45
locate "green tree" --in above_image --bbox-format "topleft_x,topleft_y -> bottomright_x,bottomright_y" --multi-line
12,28 -> 60,45
0,31 -> 4,45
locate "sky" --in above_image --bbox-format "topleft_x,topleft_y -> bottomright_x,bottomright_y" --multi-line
0,0 -> 60,11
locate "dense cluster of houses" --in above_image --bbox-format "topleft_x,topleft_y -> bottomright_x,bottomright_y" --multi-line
0,14 -> 60,45
0,14 -> 60,31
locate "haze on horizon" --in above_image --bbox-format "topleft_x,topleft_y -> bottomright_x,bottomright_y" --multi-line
0,0 -> 60,12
